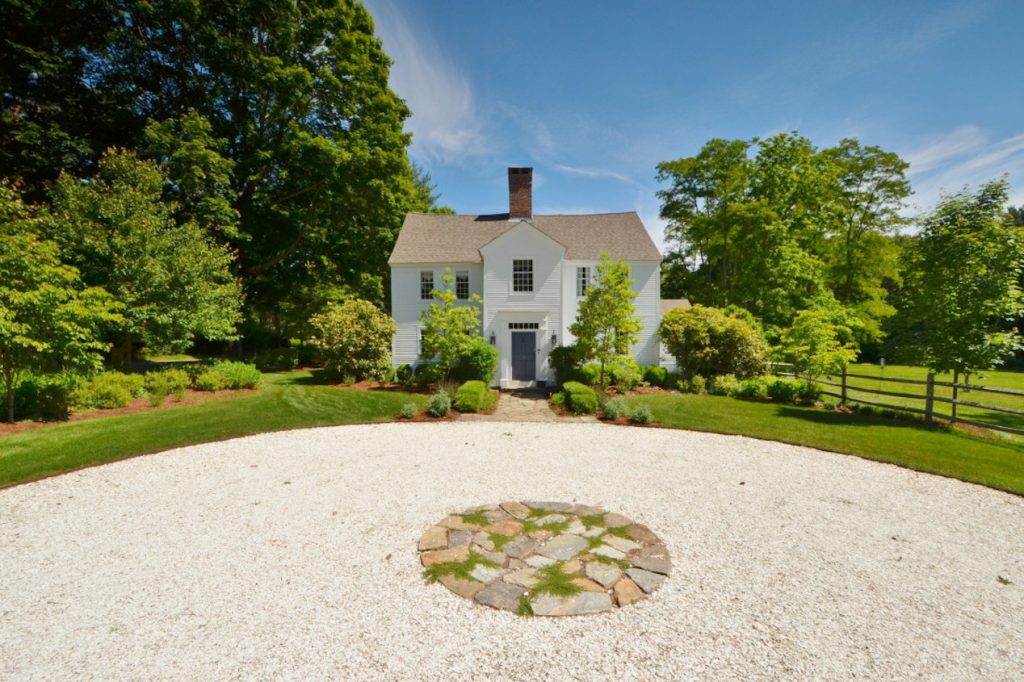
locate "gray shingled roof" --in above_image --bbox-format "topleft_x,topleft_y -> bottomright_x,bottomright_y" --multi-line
388,212 -> 662,265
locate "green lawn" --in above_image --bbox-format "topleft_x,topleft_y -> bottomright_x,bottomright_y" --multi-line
627,392 -> 1024,496
0,372 -> 426,489
827,363 -> 1024,433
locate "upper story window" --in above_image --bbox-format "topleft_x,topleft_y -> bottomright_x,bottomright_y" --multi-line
456,270 -> 470,300
420,271 -> 434,300
576,266 -> 591,297
512,259 -> 533,293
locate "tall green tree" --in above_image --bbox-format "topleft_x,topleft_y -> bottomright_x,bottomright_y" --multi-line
570,255 -> 642,388
1,0 -> 439,321
48,149 -> 242,364
779,303 -> 859,382
889,180 -> 1024,375
0,182 -> 120,421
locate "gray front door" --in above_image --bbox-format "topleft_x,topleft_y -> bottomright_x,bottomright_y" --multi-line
511,331 -> 536,381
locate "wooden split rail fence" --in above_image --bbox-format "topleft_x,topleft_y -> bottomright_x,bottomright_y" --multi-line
770,363 -> 1024,437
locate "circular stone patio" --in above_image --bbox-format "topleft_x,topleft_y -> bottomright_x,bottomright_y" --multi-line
0,422 -> 1022,680
419,501 -> 670,616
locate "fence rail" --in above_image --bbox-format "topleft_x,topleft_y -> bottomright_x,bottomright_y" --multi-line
770,363 -> 1024,437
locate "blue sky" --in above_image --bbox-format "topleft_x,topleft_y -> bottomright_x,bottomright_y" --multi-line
365,0 -> 1024,250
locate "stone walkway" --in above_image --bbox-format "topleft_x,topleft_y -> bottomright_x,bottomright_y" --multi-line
460,389 -> 597,423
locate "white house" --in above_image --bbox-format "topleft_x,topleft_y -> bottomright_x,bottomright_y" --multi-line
388,167 -> 664,388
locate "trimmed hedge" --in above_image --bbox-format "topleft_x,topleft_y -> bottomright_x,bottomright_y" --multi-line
559,381 -> 599,415
195,362 -> 262,391
453,338 -> 498,385
454,380 -> 487,413
72,372 -> 146,409
641,365 -> 669,388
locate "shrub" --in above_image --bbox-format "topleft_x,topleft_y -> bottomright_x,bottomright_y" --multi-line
559,381 -> 599,415
14,374 -> 71,420
453,338 -> 498,385
602,396 -> 628,420
549,391 -> 566,408
195,361 -> 261,391
454,380 -> 487,413
310,299 -> 397,381
72,372 -> 145,409
677,375 -> 706,394
399,402 -> 418,419
395,364 -> 413,386
145,369 -> 189,400
630,404 -> 653,424
659,304 -> 768,379
738,376 -> 770,399
427,390 -> 451,417
609,356 -> 642,391
767,377 -> 802,404
548,344 -> 582,385
413,362 -> 442,388
798,380 -> 822,403
641,365 -> 668,388
579,363 -> 602,386
707,373 -> 741,396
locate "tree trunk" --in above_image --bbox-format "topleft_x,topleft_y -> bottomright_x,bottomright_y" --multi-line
4,368 -> 14,423
120,334 -> 134,369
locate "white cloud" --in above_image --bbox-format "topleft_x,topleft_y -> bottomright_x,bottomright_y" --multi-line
553,164 -> 638,186
366,0 -> 488,164
902,126 -> 1024,212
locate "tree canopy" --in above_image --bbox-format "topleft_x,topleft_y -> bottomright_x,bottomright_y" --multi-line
570,255 -> 642,387
657,132 -> 910,343
888,180 -> 1024,375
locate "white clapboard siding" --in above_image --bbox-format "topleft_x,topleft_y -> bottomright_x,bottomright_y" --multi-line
389,263 -> 483,367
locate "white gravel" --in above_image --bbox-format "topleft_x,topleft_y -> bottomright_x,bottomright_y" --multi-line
1,422 -> 1022,681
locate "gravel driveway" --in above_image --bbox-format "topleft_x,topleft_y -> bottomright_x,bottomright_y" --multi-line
1,422 -> 1022,680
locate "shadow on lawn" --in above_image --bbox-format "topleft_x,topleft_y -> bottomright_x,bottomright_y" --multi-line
772,405 -> 938,431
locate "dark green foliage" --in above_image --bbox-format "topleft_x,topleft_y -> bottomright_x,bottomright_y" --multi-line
395,364 -> 413,386
630,404 -> 654,424
659,305 -> 768,379
767,378 -> 802,404
251,348 -> 302,372
602,397 -> 628,420
557,381 -> 599,415
195,362 -> 261,391
453,338 -> 498,385
427,390 -> 451,417
413,362 -> 442,388
454,380 -> 487,413
548,344 -> 582,385
144,369 -> 190,402
72,372 -> 146,409
641,365 -> 669,388
14,374 -> 72,420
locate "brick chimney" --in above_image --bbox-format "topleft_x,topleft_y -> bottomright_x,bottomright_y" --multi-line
508,167 -> 533,219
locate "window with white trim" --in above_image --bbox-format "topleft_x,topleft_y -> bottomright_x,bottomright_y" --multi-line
420,271 -> 433,300
512,259 -> 533,292
455,270 -> 469,300
576,266 -> 591,297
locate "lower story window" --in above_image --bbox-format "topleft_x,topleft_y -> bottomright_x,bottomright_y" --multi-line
576,266 -> 590,297
456,270 -> 469,300
420,271 -> 434,300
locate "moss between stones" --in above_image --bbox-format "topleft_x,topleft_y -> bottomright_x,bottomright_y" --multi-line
489,532 -> 514,551
579,513 -> 607,529
528,563 -> 582,599
604,525 -> 632,540
456,510 -> 490,526
423,551 -> 497,584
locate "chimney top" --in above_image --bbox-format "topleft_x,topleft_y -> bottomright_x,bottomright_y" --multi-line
508,167 -> 533,219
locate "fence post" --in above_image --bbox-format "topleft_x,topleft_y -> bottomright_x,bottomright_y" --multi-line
951,370 -> 958,423
925,372 -> 935,424
841,366 -> 848,407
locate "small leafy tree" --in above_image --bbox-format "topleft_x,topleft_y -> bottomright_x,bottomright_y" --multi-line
419,270 -> 482,380
570,255 -> 642,388
0,183 -> 121,421
780,304 -> 859,382
48,149 -> 242,364
890,180 -> 1024,375
659,304 -> 768,379
310,299 -> 397,381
